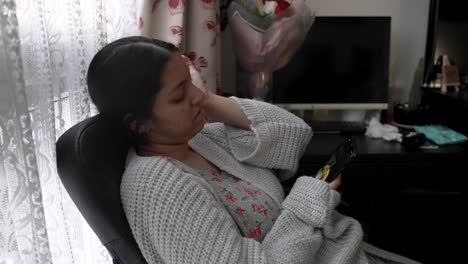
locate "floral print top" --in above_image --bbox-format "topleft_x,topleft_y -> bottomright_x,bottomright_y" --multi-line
170,158 -> 281,242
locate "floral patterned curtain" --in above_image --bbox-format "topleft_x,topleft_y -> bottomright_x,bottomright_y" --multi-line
137,0 -> 223,94
0,0 -> 138,263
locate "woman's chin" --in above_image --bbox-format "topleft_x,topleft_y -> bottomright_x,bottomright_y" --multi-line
192,119 -> 206,135
198,119 -> 207,129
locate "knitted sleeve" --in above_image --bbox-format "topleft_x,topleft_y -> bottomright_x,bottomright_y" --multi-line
122,161 -> 337,264
201,97 -> 312,181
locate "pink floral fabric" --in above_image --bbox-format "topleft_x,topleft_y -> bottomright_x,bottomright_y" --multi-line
138,0 -> 222,95
170,158 -> 281,242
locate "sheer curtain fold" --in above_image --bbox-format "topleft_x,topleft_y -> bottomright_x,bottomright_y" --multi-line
1,1 -> 51,263
0,0 -> 138,263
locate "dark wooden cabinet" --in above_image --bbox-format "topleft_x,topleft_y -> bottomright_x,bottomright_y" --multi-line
283,134 -> 467,264
421,89 -> 468,137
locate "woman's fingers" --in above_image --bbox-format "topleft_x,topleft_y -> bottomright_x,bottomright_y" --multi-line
181,55 -> 207,92
181,54 -> 192,65
328,174 -> 342,190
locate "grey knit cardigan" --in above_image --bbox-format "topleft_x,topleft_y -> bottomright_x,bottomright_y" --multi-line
121,97 -> 371,264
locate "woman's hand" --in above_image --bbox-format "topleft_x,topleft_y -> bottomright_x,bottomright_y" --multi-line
328,174 -> 342,190
181,54 -> 223,123
181,55 -> 213,106
181,54 -> 251,129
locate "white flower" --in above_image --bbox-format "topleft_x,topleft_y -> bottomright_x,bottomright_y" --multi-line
263,1 -> 278,15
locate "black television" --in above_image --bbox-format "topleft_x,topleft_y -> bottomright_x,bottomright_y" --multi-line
272,16 -> 391,110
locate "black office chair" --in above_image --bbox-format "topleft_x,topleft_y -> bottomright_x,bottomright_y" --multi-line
56,115 -> 147,264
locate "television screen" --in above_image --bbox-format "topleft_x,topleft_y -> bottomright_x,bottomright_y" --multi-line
272,16 -> 391,107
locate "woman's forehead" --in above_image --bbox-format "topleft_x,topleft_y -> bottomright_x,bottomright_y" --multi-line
160,55 -> 189,91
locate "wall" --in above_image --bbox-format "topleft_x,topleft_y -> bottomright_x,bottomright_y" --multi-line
221,0 -> 430,106
435,20 -> 468,76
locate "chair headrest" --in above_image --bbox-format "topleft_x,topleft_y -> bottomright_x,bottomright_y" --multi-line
56,115 -> 146,263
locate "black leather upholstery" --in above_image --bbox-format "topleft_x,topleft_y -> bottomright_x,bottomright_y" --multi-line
56,115 -> 147,264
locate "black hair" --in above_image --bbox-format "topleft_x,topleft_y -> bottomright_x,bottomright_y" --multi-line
87,36 -> 179,144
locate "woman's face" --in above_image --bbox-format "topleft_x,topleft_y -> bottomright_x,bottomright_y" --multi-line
145,53 -> 207,145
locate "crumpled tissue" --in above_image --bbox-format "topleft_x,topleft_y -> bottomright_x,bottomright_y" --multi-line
365,117 -> 402,142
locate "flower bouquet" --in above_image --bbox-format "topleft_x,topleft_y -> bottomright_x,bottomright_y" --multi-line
228,0 -> 315,100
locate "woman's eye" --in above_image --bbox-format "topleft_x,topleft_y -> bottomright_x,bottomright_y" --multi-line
173,96 -> 184,103
172,82 -> 188,103
173,91 -> 185,103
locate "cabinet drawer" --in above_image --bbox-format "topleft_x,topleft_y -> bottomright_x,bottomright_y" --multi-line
369,191 -> 463,264
339,163 -> 377,220
381,162 -> 464,192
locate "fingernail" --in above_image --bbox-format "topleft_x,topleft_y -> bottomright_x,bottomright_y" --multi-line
181,55 -> 191,64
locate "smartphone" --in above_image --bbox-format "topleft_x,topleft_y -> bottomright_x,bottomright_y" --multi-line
314,137 -> 357,183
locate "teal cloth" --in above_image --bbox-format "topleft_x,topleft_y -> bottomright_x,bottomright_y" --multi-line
413,125 -> 468,145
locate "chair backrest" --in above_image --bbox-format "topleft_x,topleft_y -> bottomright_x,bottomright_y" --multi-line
56,115 -> 147,264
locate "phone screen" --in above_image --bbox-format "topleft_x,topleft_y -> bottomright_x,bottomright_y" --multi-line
314,137 -> 357,183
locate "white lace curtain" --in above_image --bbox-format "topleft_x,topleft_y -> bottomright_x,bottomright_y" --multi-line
0,0 -> 138,263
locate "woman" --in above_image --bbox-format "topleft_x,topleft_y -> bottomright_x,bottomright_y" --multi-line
87,36 -> 420,264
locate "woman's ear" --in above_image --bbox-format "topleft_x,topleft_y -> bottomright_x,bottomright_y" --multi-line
124,114 -> 137,132
137,120 -> 152,136
124,114 -> 152,140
